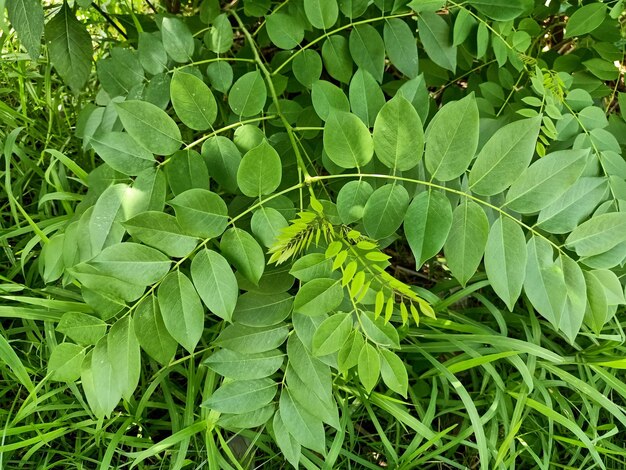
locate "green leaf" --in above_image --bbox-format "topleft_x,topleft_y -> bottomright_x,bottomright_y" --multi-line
484,217 -> 527,311
133,167 -> 167,213
323,111 -> 373,169
279,389 -> 326,453
108,317 -> 140,401
205,13 -> 233,53
537,177 -> 609,234
7,0 -> 44,59
293,50 -> 323,88
305,0 -> 339,29
206,61 -> 233,94
218,405 -> 275,429
90,132 -> 155,176
124,211 -> 198,258
363,184 -> 410,239
232,292 -> 293,326
359,311 -> 400,348
384,18 -> 419,78
82,339 -> 122,418
201,136 -> 241,193
133,296 -> 177,365
115,100 -> 182,156
237,140 -> 282,197
337,180 -> 374,224
349,69 -> 385,127
453,8 -> 476,46
380,349 -> 408,397
285,366 -> 340,429
524,237 -> 566,329
358,342 -> 380,393
49,343 -> 85,382
312,312 -> 353,356
311,80 -> 350,120
349,24 -> 385,83
70,264 -> 146,303
444,200 -> 489,286
466,0 -> 530,21
273,412 -> 301,468
373,95 -> 424,171
89,242 -> 171,286
425,93 -> 479,181
57,312 -> 107,345
204,349 -> 284,379
220,228 -> 265,285
160,17 -> 194,62
505,149 -> 588,214
169,189 -> 229,239
404,190 -> 453,267
418,12 -> 456,72
251,207 -> 289,248
204,378 -> 277,414
88,184 -> 126,255
469,116 -> 541,196
164,149 -> 210,196
138,32 -> 167,75
171,71 -> 217,131
564,3 -> 607,38
191,248 -> 238,321
266,13 -> 304,50
215,323 -> 290,353
558,253 -> 587,342
97,48 -> 144,97
565,212 -> 626,257
322,36 -> 353,84
287,334 -> 333,401
44,3 -> 92,92
158,271 -> 204,353
338,330 -> 365,372
290,253 -> 333,281
294,278 -> 344,316
228,71 -> 267,117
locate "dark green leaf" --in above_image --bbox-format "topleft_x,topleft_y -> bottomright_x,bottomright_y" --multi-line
204,349 -> 284,379
323,111 -> 373,168
384,18 -> 419,78
108,317 -> 140,401
312,312 -> 353,356
349,24 -> 385,83
169,188 -> 229,239
358,342 -> 380,393
191,248 -> 238,321
7,0 -> 44,59
363,183 -> 410,239
228,71 -> 267,117
133,296 -> 177,365
215,323 -> 290,353
418,12 -> 456,72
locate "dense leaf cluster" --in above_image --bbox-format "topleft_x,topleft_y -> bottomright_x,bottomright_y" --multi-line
2,0 -> 626,468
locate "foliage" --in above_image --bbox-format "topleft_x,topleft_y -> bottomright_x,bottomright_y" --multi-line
2,0 -> 626,468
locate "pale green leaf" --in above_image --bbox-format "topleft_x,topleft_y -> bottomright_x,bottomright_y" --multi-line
228,71 -> 267,117
191,248 -> 238,321
169,188 -> 229,239
49,343 -> 85,382
215,323 -> 290,354
565,212 -> 626,257
57,312 -> 107,345
380,349 -> 408,397
312,312 -> 353,356
124,211 -> 198,258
